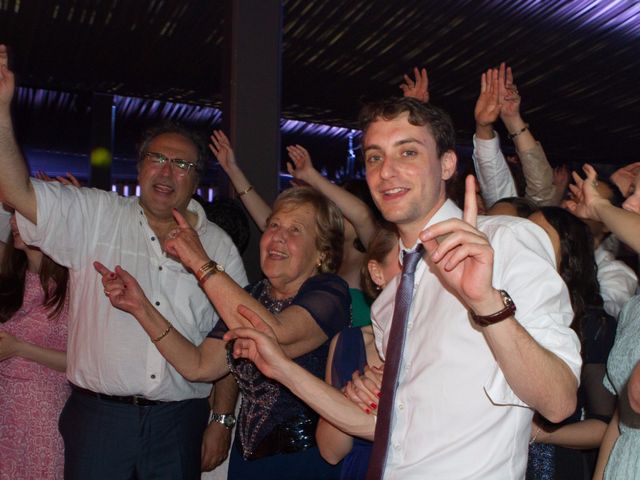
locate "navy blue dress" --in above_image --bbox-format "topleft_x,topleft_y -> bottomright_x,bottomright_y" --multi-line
209,274 -> 351,480
330,327 -> 373,480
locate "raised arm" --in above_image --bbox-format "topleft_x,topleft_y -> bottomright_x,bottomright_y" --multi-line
472,66 -> 518,207
498,64 -> 555,205
224,305 -> 376,441
419,175 -> 579,422
286,145 -> 377,247
567,164 -> 640,253
0,45 -> 36,222
209,130 -> 272,231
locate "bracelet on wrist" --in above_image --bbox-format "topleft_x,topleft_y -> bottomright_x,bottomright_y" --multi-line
153,322 -> 173,343
508,124 -> 529,140
195,260 -> 225,286
237,185 -> 254,197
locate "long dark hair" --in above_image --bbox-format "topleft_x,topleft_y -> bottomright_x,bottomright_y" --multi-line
536,207 -> 603,338
0,235 -> 69,323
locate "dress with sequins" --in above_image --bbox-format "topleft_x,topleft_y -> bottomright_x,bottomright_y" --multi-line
0,271 -> 69,480
209,273 -> 351,480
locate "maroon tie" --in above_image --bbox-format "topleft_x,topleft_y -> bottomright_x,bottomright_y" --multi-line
366,245 -> 424,480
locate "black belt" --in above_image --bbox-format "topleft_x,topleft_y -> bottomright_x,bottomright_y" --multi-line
71,384 -> 168,406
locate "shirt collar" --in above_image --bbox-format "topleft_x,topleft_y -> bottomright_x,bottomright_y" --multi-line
398,199 -> 462,265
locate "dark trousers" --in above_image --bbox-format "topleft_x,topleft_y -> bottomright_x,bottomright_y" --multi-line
59,389 -> 209,480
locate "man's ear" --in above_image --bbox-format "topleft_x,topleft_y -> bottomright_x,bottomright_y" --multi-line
441,150 -> 457,181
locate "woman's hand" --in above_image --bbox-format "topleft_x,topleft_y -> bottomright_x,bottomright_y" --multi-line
400,67 -> 429,102
0,330 -> 22,361
286,145 -> 316,184
93,261 -> 149,317
343,364 -> 383,415
209,130 -> 237,173
223,304 -> 290,382
164,209 -> 211,273
565,164 -> 610,222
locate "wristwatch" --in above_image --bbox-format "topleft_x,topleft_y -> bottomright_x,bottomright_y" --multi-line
470,290 -> 517,327
211,412 -> 236,429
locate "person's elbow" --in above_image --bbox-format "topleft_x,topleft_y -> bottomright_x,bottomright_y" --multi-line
540,378 -> 578,423
317,443 -> 347,465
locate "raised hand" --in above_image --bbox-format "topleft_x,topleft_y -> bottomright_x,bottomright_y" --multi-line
474,68 -> 501,128
419,175 -> 497,314
35,171 -> 82,187
499,64 -> 521,120
285,144 -> 316,183
0,44 -> 15,109
223,304 -> 288,381
400,67 -> 429,103
565,164 -> 608,222
93,261 -> 149,317
164,208 -> 210,272
610,162 -> 640,198
209,130 -> 237,173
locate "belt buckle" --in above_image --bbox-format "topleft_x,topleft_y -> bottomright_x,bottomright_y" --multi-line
132,395 -> 142,406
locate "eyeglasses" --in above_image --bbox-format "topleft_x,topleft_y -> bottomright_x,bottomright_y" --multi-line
143,151 -> 198,175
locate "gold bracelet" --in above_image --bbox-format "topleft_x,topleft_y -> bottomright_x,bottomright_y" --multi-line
237,185 -> 254,197
153,323 -> 173,343
195,260 -> 225,285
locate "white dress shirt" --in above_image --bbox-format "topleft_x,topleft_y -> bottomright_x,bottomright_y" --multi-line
472,133 -> 518,208
595,244 -> 638,318
17,179 -> 247,401
371,200 -> 581,479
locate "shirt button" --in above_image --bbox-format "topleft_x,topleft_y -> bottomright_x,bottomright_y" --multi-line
158,266 -> 163,271
393,441 -> 400,449
398,402 -> 405,410
155,301 -> 160,306
151,236 -> 156,241
150,374 -> 156,379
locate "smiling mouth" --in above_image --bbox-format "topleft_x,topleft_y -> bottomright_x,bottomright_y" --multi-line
267,249 -> 288,259
382,187 -> 408,197
153,184 -> 175,194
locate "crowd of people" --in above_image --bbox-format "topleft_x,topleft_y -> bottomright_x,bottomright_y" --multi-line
1,42 -> 639,480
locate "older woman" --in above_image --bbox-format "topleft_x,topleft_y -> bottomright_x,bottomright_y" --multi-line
95,186 -> 350,480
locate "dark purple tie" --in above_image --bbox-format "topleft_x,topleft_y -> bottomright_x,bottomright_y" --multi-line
366,245 -> 424,480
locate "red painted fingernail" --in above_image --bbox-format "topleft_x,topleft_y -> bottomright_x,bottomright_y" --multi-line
376,392 -> 381,398
365,408 -> 371,414
370,403 -> 377,409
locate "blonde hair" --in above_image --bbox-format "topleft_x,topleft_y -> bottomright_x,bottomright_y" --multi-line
270,187 -> 344,273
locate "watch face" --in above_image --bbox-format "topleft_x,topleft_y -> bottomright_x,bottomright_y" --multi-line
223,415 -> 236,428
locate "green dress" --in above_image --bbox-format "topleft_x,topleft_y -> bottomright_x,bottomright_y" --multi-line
349,288 -> 371,327
604,295 -> 640,479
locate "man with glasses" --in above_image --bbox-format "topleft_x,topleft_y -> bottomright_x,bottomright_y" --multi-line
0,45 -> 247,479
